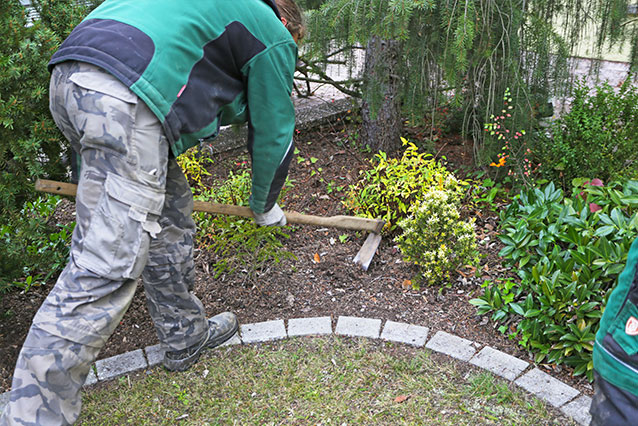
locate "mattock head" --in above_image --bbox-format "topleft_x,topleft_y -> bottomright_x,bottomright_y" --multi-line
353,232 -> 383,271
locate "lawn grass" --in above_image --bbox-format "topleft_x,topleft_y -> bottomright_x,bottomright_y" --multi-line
78,336 -> 576,425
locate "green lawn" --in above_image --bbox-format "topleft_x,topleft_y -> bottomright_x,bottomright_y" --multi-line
79,337 -> 576,425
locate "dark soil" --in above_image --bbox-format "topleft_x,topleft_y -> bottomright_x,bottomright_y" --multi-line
0,119 -> 594,398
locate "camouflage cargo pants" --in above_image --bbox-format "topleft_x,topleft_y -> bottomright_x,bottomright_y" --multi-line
1,62 -> 209,425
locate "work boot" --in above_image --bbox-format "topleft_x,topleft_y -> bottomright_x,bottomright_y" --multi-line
163,312 -> 239,372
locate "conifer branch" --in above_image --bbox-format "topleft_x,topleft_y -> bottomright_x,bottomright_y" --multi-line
293,75 -> 362,98
295,54 -> 362,98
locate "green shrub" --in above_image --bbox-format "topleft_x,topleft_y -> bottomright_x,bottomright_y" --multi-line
198,169 -> 253,207
535,79 -> 638,189
1,195 -> 74,293
1,0 -> 99,293
471,180 -> 638,380
343,138 -> 466,232
1,0 -> 100,216
395,190 -> 479,287
466,175 -> 512,212
192,168 -> 295,283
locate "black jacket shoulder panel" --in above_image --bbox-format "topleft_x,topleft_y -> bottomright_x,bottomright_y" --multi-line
166,22 -> 266,136
49,19 -> 154,86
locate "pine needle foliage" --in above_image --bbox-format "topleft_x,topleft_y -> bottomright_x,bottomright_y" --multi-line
0,0 -> 101,218
301,0 -> 638,162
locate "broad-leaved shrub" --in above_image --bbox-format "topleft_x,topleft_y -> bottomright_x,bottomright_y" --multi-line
1,195 -> 74,293
471,180 -> 638,380
176,147 -> 213,192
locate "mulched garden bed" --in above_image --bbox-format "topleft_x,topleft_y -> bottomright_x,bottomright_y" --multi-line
0,119 -> 594,399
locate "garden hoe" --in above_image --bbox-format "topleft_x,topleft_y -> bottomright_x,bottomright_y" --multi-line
35,179 -> 384,270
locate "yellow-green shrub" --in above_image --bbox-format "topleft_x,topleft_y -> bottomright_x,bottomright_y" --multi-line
343,138 -> 466,232
176,147 -> 213,193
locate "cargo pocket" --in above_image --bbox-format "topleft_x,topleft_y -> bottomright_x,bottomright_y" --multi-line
68,70 -> 138,104
76,172 -> 165,280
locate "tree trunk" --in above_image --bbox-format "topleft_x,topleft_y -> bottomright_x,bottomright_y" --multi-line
360,36 -> 402,153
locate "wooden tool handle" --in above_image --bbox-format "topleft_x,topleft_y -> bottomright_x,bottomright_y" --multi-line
35,179 -> 385,233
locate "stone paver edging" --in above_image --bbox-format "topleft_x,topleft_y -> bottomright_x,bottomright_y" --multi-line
0,316 -> 592,425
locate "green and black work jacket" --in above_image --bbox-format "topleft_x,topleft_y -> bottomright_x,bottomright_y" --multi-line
593,236 -> 638,399
49,0 -> 297,213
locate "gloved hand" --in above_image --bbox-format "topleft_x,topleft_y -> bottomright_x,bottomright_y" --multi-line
253,203 -> 287,226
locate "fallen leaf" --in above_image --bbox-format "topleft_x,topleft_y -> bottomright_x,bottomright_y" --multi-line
394,395 -> 410,403
313,253 -> 321,263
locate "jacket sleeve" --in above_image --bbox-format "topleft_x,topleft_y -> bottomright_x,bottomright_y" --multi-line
245,40 -> 297,214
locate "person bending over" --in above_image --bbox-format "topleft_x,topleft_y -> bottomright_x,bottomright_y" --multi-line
1,0 -> 304,424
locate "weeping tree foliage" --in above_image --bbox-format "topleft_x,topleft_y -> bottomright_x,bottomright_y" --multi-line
298,0 -> 638,162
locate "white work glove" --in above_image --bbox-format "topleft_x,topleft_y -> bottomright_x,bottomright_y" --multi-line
253,203 -> 287,226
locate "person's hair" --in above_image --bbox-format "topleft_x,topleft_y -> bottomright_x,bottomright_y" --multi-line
276,0 -> 305,41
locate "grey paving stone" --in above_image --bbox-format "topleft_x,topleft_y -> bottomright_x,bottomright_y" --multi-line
0,391 -> 9,416
514,368 -> 580,407
561,395 -> 592,426
335,316 -> 381,339
95,349 -> 147,381
380,321 -> 429,347
145,344 -> 164,367
83,367 -> 98,386
469,346 -> 529,381
145,333 -> 239,369
220,332 -> 242,347
240,320 -> 287,344
288,317 -> 333,337
425,331 -> 476,362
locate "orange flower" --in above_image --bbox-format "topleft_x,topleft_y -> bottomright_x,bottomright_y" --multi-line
489,156 -> 507,167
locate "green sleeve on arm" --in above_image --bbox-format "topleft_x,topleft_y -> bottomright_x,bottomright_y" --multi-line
245,41 -> 297,214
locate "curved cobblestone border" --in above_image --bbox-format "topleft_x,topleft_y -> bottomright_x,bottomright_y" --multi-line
0,316 -> 592,425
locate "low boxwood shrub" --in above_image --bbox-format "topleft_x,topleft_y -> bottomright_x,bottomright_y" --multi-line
396,189 -> 479,287
471,180 -> 638,380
